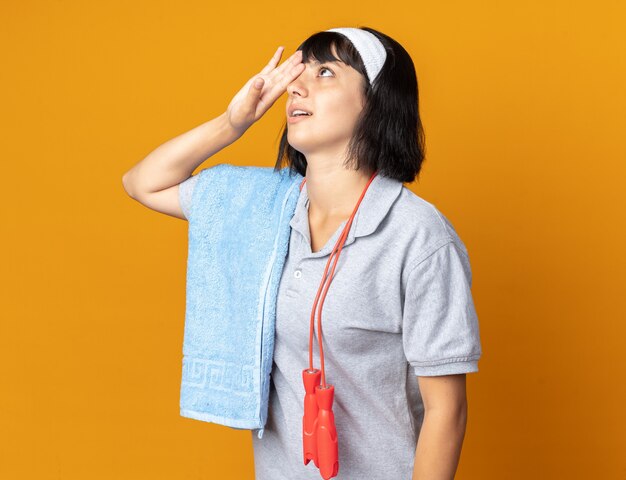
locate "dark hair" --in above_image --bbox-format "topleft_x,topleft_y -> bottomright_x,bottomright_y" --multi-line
274,26 -> 426,184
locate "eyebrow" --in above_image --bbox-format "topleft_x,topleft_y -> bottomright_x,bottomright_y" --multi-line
309,58 -> 343,68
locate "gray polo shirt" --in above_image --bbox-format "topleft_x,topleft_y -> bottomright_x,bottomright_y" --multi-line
179,168 -> 482,480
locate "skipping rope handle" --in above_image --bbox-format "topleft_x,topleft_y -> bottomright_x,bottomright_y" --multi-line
302,368 -> 321,468
302,368 -> 339,480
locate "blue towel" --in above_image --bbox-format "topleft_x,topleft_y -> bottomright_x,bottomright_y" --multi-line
179,163 -> 304,439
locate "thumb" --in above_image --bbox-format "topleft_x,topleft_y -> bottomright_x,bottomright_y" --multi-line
245,77 -> 265,117
245,76 -> 264,110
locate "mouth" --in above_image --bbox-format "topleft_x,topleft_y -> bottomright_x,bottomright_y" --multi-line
287,113 -> 312,124
290,110 -> 313,117
287,105 -> 314,121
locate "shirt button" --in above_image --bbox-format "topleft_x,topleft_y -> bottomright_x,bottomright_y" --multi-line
294,270 -> 302,279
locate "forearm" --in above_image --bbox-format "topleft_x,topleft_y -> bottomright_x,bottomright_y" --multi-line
122,111 -> 242,198
411,405 -> 467,480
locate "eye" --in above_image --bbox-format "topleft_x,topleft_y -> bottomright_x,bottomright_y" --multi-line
318,66 -> 334,77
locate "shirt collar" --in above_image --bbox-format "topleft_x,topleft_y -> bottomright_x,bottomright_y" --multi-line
288,173 -> 403,257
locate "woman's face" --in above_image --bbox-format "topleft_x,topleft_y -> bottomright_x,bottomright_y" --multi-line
285,45 -> 367,160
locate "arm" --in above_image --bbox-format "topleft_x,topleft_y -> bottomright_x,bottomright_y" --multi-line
121,112 -> 241,200
412,374 -> 468,480
121,113 -> 242,219
121,46 -> 305,219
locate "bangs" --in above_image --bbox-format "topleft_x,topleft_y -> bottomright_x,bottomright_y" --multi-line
296,31 -> 367,77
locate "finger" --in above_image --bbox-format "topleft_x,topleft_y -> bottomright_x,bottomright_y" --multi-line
244,75 -> 265,112
248,50 -> 303,110
260,50 -> 303,97
260,46 -> 301,76
261,61 -> 305,105
266,49 -> 303,78
273,61 -> 306,95
259,46 -> 284,75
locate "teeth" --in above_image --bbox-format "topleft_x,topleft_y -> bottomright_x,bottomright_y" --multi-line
292,109 -> 312,117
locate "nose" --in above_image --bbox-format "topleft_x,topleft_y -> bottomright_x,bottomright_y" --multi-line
287,80 -> 304,97
287,85 -> 302,98
287,66 -> 308,97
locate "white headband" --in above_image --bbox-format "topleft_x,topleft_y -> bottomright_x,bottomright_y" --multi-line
324,27 -> 387,85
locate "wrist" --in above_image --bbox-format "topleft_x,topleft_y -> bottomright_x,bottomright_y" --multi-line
218,111 -> 245,143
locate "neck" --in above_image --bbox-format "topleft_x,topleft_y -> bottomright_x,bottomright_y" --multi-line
304,164 -> 376,223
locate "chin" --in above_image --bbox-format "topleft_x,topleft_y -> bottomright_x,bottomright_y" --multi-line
286,136 -> 312,155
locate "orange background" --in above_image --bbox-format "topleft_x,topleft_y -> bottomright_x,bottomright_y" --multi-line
1,1 -> 625,479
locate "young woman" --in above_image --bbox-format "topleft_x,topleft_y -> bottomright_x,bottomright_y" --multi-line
123,26 -> 482,480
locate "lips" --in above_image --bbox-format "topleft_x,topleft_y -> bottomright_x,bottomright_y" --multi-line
287,104 -> 314,117
287,113 -> 311,124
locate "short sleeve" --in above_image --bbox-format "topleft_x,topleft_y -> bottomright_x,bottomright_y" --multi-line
402,240 -> 482,376
178,174 -> 200,220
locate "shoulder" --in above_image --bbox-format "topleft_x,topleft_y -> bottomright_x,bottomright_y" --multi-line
386,185 -> 471,271
195,163 -> 274,182
191,163 -> 300,198
185,163 -> 303,222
